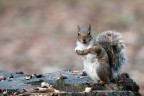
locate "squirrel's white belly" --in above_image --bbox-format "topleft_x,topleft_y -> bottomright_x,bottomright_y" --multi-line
75,41 -> 100,82
84,54 -> 96,62
83,54 -> 100,83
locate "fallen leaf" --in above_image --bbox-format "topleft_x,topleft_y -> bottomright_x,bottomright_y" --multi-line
84,87 -> 92,93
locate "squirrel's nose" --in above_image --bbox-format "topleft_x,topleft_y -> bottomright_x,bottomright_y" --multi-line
83,39 -> 86,42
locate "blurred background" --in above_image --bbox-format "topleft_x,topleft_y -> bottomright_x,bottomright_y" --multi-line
0,0 -> 143,94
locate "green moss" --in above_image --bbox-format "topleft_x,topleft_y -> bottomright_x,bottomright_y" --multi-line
118,85 -> 125,90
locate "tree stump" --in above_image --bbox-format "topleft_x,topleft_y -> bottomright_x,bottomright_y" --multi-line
0,70 -> 141,96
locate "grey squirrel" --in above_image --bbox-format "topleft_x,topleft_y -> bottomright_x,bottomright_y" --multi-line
75,24 -> 127,84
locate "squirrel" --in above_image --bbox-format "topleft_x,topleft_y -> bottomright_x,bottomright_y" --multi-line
75,24 -> 127,84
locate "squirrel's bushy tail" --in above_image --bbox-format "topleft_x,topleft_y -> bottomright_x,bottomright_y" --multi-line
96,31 -> 127,79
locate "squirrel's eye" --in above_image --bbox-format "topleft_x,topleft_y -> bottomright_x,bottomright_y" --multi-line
88,32 -> 91,35
78,33 -> 80,36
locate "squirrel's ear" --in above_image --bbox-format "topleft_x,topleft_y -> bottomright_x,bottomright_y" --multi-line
77,25 -> 80,32
88,24 -> 91,32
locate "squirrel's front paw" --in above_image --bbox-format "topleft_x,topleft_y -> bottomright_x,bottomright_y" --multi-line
89,46 -> 101,53
89,48 -> 95,53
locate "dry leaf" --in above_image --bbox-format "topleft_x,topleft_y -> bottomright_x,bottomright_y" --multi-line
25,88 -> 37,93
71,70 -> 78,75
25,75 -> 32,80
84,87 -> 92,93
41,82 -> 52,88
